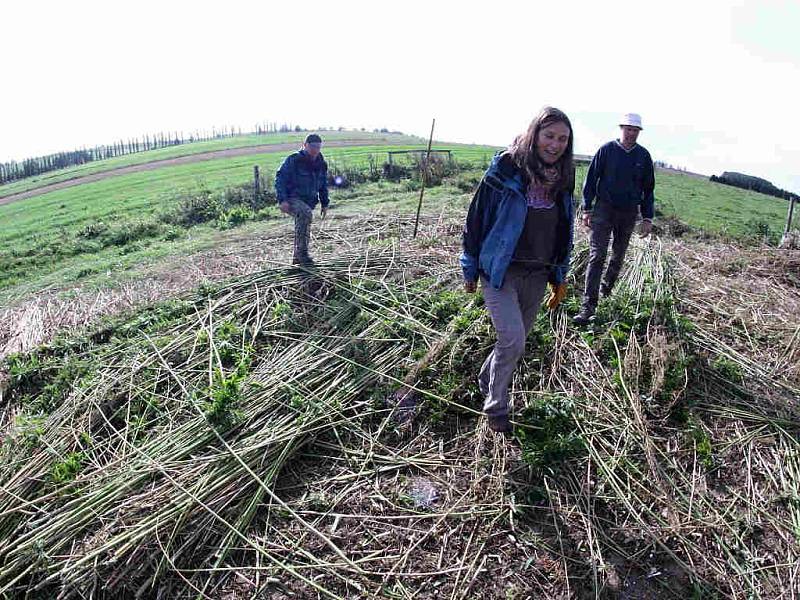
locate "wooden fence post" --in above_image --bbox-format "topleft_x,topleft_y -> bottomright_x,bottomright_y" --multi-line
254,166 -> 260,200
785,196 -> 796,235
413,119 -> 436,239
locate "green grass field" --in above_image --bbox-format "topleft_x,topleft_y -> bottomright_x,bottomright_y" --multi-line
0,146 -> 494,236
654,170 -> 790,242
0,144 -> 496,299
0,131 -> 424,198
1,140 -> 791,304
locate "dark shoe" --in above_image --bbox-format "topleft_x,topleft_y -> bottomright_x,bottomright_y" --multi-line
573,306 -> 595,326
292,255 -> 314,267
600,284 -> 612,298
487,415 -> 512,433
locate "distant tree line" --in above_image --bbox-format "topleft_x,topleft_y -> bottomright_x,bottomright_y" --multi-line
710,171 -> 799,202
654,160 -> 687,171
0,121 -> 304,186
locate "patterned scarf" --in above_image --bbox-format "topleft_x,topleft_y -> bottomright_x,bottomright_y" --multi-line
526,165 -> 560,209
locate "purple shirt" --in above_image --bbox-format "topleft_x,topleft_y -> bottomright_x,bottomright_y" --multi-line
526,182 -> 556,209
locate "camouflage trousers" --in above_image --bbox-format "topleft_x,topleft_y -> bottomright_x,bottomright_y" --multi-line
285,198 -> 313,264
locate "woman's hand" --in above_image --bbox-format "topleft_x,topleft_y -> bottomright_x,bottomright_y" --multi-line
464,280 -> 477,294
581,212 -> 592,229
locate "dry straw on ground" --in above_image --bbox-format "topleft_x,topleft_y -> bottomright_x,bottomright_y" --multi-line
1,215 -> 799,598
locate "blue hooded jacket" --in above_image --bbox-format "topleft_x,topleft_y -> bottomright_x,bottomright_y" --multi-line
275,150 -> 329,208
460,153 -> 574,289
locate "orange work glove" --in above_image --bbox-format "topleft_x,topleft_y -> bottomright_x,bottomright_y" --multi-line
546,282 -> 568,311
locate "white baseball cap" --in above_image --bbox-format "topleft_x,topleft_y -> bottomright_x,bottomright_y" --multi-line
619,113 -> 643,129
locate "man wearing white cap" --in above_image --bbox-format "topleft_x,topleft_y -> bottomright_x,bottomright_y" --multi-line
574,113 -> 655,325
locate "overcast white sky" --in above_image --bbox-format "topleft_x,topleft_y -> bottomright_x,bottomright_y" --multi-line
2,0 -> 799,192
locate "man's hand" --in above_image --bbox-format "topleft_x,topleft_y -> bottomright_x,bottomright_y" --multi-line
581,212 -> 592,229
279,201 -> 290,214
464,280 -> 477,294
546,282 -> 568,311
639,219 -> 653,237
320,205 -> 328,219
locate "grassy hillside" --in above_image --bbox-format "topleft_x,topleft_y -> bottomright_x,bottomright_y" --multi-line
2,152 -> 791,300
0,131 -> 424,198
655,170 -> 789,243
0,144 -> 496,298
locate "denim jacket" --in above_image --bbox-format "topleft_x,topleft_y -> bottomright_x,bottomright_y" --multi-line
460,153 -> 574,289
275,150 -> 329,208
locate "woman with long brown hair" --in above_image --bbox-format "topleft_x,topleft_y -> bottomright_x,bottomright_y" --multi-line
461,107 -> 575,432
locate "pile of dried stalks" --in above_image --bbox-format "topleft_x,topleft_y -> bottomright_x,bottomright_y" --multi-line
1,220 -> 799,598
0,213 -> 456,362
537,237 -> 800,597
1,247 -> 471,597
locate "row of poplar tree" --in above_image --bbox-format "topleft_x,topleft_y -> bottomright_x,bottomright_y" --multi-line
0,122 -> 302,186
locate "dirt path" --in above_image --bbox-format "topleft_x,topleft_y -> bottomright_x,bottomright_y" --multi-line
0,139 -> 386,206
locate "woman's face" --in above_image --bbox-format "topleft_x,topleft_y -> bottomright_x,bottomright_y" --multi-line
535,121 -> 571,165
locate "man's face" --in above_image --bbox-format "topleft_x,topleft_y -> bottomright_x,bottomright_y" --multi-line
620,125 -> 641,147
304,142 -> 322,159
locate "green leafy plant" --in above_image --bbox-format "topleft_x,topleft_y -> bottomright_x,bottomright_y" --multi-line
203,366 -> 246,429
515,396 -> 584,470
51,452 -> 85,485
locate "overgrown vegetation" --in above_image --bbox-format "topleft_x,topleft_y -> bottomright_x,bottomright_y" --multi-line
515,395 -> 584,470
0,250 -> 504,597
0,146 -> 493,294
1,134 -> 798,598
1,224 -> 798,598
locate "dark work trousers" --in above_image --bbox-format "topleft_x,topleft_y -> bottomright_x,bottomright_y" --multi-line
286,198 -> 314,264
582,201 -> 638,309
478,265 -> 549,418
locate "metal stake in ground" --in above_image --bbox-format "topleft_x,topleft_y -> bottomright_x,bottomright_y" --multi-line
413,118 -> 436,238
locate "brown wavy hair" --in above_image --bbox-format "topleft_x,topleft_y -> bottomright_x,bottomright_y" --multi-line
508,106 -> 574,195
